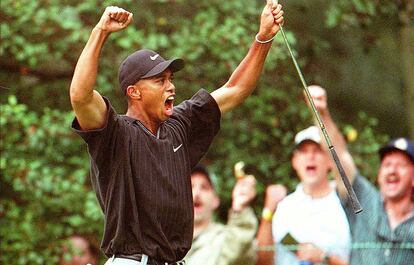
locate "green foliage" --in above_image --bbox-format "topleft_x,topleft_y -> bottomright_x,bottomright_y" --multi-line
326,0 -> 397,29
343,112 -> 389,183
0,96 -> 103,264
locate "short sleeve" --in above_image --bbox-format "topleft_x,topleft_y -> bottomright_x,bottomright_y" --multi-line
173,89 -> 221,167
71,97 -> 119,145
71,97 -> 127,172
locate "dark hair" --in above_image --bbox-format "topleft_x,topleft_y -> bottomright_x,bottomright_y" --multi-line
191,164 -> 209,177
83,234 -> 100,260
67,234 -> 100,259
191,164 -> 214,188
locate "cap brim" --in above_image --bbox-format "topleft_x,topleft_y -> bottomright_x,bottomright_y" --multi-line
379,146 -> 409,161
141,58 -> 185,79
295,139 -> 320,149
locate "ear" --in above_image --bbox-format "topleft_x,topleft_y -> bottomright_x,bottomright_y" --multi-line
326,153 -> 334,172
126,85 -> 141,99
291,153 -> 299,172
411,171 -> 414,187
212,195 -> 220,211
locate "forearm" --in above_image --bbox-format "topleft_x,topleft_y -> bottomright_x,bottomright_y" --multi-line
211,0 -> 283,114
318,111 -> 357,198
211,40 -> 272,114
255,191 -> 283,265
225,40 -> 271,94
70,27 -> 109,105
256,184 -> 286,265
255,218 -> 275,265
318,111 -> 347,159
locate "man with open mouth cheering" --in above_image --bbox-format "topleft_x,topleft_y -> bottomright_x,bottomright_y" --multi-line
69,1 -> 284,265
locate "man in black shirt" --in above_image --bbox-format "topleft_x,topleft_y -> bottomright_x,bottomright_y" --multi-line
70,1 -> 284,264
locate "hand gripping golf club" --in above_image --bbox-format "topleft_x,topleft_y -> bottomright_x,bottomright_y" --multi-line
274,0 -> 362,214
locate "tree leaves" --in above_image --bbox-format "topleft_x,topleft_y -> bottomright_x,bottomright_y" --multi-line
1,96 -> 101,264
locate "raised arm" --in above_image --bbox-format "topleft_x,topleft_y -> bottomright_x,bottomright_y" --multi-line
69,7 -> 133,130
256,184 -> 287,265
220,176 -> 258,264
231,175 -> 257,212
307,85 -> 357,200
211,0 -> 284,115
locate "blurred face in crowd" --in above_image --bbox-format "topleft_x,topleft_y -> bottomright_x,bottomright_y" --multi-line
292,141 -> 332,187
60,236 -> 98,265
191,172 -> 220,225
378,150 -> 414,202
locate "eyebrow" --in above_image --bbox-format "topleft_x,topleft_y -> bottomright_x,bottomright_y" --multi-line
153,71 -> 174,79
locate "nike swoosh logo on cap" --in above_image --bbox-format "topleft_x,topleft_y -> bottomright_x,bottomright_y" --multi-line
150,54 -> 159,61
173,144 -> 182,153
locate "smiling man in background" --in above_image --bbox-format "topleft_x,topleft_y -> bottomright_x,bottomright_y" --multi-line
308,85 -> 414,265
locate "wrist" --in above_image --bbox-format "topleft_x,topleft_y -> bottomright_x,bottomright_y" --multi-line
255,33 -> 275,44
93,26 -> 111,35
263,204 -> 276,213
261,207 -> 274,222
319,109 -> 331,120
232,203 -> 245,212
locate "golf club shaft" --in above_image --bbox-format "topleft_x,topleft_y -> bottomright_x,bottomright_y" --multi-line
279,26 -> 363,214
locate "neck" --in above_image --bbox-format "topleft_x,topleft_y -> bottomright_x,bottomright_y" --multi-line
193,219 -> 212,238
126,105 -> 160,135
385,195 -> 414,230
303,180 -> 332,198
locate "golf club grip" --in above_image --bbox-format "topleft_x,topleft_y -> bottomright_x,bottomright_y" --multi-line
329,147 -> 363,214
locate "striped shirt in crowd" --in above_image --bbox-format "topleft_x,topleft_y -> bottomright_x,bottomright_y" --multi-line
343,175 -> 414,265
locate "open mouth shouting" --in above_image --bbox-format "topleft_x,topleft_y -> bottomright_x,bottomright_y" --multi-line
164,95 -> 175,116
193,200 -> 203,213
305,165 -> 317,176
383,174 -> 400,191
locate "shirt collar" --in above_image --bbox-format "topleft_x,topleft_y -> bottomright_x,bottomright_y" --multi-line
121,115 -> 163,139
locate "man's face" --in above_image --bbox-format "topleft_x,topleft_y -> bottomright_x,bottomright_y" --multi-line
292,141 -> 332,187
378,150 -> 414,202
191,172 -> 219,225
135,69 -> 176,123
60,236 -> 97,265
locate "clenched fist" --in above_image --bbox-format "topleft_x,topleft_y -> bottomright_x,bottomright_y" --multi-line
258,0 -> 284,41
307,85 -> 328,116
232,175 -> 257,212
96,6 -> 133,33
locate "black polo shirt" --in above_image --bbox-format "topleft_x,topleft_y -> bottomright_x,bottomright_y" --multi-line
72,89 -> 221,262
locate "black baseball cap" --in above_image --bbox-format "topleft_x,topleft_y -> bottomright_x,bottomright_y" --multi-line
379,137 -> 414,164
118,49 -> 184,93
